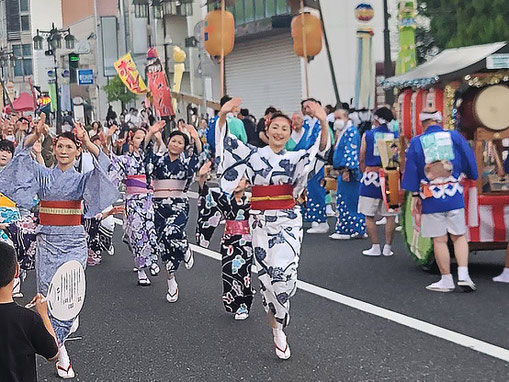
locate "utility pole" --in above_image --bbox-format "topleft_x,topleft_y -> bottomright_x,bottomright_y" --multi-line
317,0 -> 341,107
383,0 -> 394,105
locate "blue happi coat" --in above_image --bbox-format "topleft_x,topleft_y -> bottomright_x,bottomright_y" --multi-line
359,124 -> 397,199
401,125 -> 478,214
301,118 -> 327,223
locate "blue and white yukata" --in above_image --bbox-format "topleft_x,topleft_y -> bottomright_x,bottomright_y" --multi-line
402,125 -> 478,238
144,140 -> 199,273
196,184 -> 253,314
0,140 -> 118,344
301,118 -> 327,223
215,119 -> 330,328
333,123 -> 365,236
110,151 -> 160,270
358,124 -> 398,217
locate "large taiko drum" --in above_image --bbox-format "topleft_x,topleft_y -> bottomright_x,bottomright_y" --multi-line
459,85 -> 509,138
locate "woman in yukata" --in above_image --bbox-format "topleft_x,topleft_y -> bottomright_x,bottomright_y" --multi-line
196,160 -> 253,320
144,121 -> 202,303
215,98 -> 330,360
0,113 -> 118,379
107,123 -> 162,286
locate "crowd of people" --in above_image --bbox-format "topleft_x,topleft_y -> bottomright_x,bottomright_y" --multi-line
0,94 -> 508,380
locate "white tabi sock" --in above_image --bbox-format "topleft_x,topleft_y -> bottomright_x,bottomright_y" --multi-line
370,244 -> 381,253
493,267 -> 509,283
58,344 -> 70,369
457,266 -> 470,281
440,274 -> 455,288
137,269 -> 148,280
382,245 -> 392,256
167,276 -> 178,294
272,328 -> 287,350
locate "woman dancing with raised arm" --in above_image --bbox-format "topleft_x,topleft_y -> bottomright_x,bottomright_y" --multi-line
144,121 -> 202,303
215,98 -> 330,359
0,113 -> 118,378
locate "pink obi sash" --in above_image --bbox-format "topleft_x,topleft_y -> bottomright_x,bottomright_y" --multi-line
224,220 -> 250,235
125,175 -> 150,195
152,179 -> 187,198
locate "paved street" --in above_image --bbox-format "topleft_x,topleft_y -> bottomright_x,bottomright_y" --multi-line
18,195 -> 509,381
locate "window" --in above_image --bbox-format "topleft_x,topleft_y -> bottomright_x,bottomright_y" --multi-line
265,0 -> 275,17
12,43 -> 32,77
163,1 -> 193,16
22,43 -> 31,56
20,15 -> 29,31
134,4 -> 149,18
19,0 -> 28,12
276,0 -> 288,14
244,0 -> 254,22
229,0 -> 290,26
254,0 -> 265,20
234,0 -> 245,24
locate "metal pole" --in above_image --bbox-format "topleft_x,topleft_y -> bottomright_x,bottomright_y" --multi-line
300,0 -> 309,99
53,53 -> 62,134
383,0 -> 394,105
220,0 -> 225,98
317,0 -> 340,107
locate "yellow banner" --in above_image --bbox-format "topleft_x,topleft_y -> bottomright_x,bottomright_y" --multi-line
114,53 -> 148,94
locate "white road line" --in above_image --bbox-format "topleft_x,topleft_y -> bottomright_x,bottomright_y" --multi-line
189,243 -> 509,363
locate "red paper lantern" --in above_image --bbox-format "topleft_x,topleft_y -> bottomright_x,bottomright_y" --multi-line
398,89 -> 412,139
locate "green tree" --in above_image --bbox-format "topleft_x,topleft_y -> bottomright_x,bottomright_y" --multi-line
419,0 -> 509,50
103,75 -> 137,109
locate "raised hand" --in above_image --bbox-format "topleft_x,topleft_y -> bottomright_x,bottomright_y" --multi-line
220,98 -> 242,116
74,122 -> 88,144
199,160 -> 212,178
106,124 -> 118,139
34,113 -> 47,137
309,102 -> 327,122
185,124 -> 199,140
148,120 -> 166,135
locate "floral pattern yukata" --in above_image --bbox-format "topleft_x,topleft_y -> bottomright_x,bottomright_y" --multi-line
0,140 -> 118,345
216,120 -> 330,328
196,184 -> 253,314
110,151 -> 159,269
144,140 -> 199,273
333,124 -> 365,236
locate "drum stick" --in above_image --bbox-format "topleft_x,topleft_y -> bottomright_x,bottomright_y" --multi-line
25,295 -> 46,309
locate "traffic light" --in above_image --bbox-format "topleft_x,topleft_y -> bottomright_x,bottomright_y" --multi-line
69,53 -> 79,83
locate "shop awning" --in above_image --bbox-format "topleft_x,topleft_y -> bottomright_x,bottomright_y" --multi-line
383,41 -> 509,89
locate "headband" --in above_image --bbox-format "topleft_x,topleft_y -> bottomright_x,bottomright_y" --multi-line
373,116 -> 388,125
419,110 -> 442,122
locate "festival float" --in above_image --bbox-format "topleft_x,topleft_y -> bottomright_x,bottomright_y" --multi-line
383,41 -> 509,270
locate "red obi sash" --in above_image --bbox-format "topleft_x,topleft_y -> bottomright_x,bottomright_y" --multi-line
39,200 -> 82,226
224,220 -> 250,235
251,184 -> 295,211
125,175 -> 150,195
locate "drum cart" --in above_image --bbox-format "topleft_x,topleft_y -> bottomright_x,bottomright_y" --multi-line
383,41 -> 509,270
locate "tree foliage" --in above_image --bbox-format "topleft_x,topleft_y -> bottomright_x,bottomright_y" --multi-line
419,0 -> 509,50
103,75 -> 137,108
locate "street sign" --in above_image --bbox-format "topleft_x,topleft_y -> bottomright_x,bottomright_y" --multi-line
487,54 -> 509,69
78,69 -> 94,85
